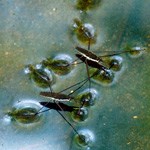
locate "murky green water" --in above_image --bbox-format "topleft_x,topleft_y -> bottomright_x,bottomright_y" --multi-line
0,0 -> 149,150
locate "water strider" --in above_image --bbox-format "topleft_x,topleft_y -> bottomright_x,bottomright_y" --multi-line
38,69 -> 100,113
30,69 -> 102,146
72,19 -> 118,86
73,19 -> 146,71
38,77 -> 95,121
72,18 -> 147,80
23,61 -> 96,140
36,82 -> 96,145
75,45 -> 146,71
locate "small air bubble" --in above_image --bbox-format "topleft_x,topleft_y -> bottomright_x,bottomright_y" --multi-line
2,115 -> 12,125
24,67 -> 31,74
52,8 -> 56,11
35,64 -> 43,69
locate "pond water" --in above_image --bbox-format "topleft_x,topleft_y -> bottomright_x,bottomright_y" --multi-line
0,0 -> 149,150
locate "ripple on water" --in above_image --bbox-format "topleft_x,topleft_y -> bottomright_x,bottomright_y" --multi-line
72,18 -> 97,45
42,54 -> 74,75
71,107 -> 89,122
24,64 -> 55,88
108,56 -> 123,72
74,129 -> 95,148
90,69 -> 115,86
74,88 -> 100,107
128,46 -> 146,58
7,100 -> 44,127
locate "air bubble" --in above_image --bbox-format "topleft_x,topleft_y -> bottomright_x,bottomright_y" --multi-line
2,115 -> 12,125
35,64 -> 42,69
24,67 -> 31,74
42,54 -> 74,75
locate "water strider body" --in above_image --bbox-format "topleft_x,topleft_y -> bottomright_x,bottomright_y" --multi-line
75,46 -> 146,71
40,92 -> 74,102
75,46 -> 108,71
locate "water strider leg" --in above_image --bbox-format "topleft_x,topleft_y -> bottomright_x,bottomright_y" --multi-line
82,38 -> 92,108
35,77 -> 81,136
56,109 -> 80,136
36,70 -> 98,115
79,59 -> 91,109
